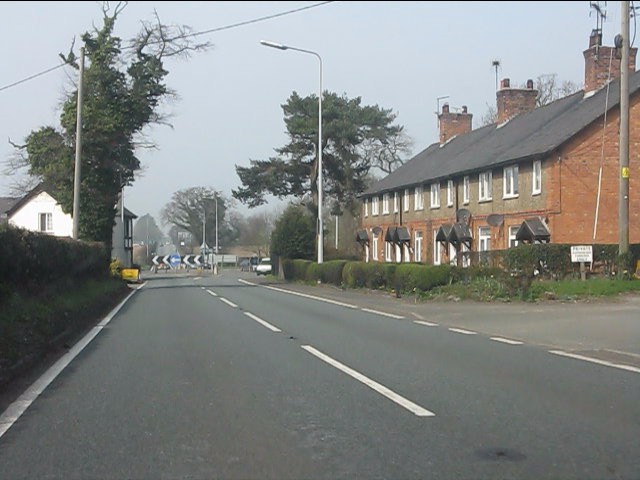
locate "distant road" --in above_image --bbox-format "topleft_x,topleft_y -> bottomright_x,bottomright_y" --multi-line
0,271 -> 638,479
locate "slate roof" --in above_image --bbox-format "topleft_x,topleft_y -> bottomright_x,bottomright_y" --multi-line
365,70 -> 640,196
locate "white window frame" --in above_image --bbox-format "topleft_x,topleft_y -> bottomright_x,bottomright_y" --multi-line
364,198 -> 368,217
371,196 -> 379,216
463,176 -> 470,204
448,243 -> 457,265
433,229 -> 441,265
478,226 -> 491,252
403,189 -> 410,212
385,241 -> 393,262
395,243 -> 402,263
372,235 -> 379,261
39,212 -> 53,232
532,160 -> 542,195
479,171 -> 492,201
414,185 -> 424,210
447,180 -> 454,207
403,243 -> 411,262
509,225 -> 519,248
393,192 -> 399,213
503,165 -> 519,199
430,182 -> 440,208
414,231 -> 423,263
382,193 -> 390,214
461,244 -> 471,268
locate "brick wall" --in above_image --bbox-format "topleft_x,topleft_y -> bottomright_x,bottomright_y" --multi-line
550,95 -> 640,244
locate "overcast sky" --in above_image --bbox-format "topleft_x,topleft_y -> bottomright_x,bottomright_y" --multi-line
0,1 -> 626,228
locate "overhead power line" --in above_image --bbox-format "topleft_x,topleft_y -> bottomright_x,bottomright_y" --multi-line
0,1 -> 334,93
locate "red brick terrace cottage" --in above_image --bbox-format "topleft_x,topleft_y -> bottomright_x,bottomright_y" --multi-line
358,31 -> 640,267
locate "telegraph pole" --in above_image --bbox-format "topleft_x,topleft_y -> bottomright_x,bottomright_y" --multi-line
72,47 -> 85,239
620,1 -> 630,256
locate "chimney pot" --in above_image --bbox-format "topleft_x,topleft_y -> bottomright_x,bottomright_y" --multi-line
438,103 -> 472,144
583,32 -> 637,93
589,29 -> 603,48
526,79 -> 534,89
500,78 -> 510,89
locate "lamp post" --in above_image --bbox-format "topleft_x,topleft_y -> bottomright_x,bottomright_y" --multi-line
260,40 -> 324,264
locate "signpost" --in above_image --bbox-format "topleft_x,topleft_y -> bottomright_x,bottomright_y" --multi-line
169,253 -> 181,269
571,245 -> 593,281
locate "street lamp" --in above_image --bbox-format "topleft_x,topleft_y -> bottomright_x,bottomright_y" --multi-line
260,39 -> 324,264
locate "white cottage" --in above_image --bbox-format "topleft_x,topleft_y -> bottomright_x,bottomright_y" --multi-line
2,183 -> 137,267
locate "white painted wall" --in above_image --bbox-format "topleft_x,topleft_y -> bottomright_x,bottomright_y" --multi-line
9,192 -> 73,237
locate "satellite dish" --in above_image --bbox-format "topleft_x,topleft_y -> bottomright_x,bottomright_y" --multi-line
456,208 -> 471,224
486,214 -> 504,227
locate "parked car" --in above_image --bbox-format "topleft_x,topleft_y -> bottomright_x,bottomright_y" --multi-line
255,257 -> 272,276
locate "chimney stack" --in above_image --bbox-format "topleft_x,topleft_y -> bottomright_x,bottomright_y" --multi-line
496,77 -> 538,123
583,29 -> 637,93
438,103 -> 472,144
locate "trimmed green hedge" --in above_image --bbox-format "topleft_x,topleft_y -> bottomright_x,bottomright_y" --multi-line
0,227 -> 109,295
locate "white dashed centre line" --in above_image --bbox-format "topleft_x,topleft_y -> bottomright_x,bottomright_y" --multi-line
448,327 -> 477,335
490,337 -> 523,345
206,289 -> 218,297
414,320 -> 439,327
244,312 -> 281,332
361,308 -> 404,319
220,298 -> 237,308
301,345 -> 435,417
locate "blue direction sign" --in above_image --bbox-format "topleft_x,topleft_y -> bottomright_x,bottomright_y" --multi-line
169,253 -> 181,269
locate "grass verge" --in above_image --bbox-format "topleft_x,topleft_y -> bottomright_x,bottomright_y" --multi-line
420,276 -> 640,302
0,277 -> 131,389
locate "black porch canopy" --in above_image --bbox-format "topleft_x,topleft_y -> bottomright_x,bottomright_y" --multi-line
515,217 -> 551,243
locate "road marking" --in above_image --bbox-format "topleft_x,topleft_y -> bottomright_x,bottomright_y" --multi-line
238,279 -> 358,309
206,289 -> 218,297
549,350 -> 640,374
244,312 -> 281,332
361,308 -> 404,319
603,348 -> 640,359
490,337 -> 523,345
201,287 -> 206,290
220,298 -> 237,308
0,289 -> 138,440
448,327 -> 477,335
414,320 -> 439,327
301,345 -> 435,417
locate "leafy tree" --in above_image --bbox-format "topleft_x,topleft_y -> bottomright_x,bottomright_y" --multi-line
161,187 -> 238,252
270,203 -> 315,260
233,91 -> 409,216
9,2 -> 208,253
133,213 -> 164,245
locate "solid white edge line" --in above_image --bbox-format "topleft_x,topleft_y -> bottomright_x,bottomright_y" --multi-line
360,308 -> 404,319
238,278 -> 358,309
244,312 -> 282,332
206,289 -> 218,297
301,345 -> 435,417
0,288 -> 138,439
549,350 -> 640,374
413,320 -> 439,327
219,297 -> 237,308
448,327 -> 477,335
490,337 -> 523,345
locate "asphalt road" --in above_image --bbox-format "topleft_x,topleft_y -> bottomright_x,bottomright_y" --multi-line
0,270 -> 638,479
